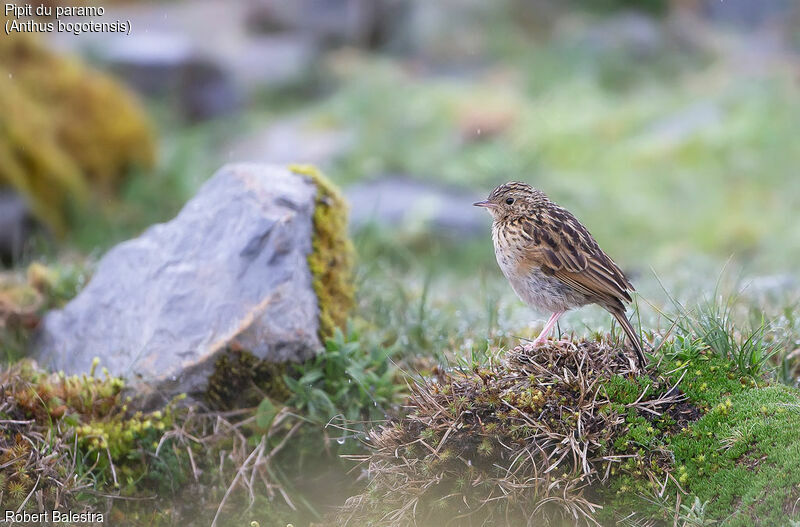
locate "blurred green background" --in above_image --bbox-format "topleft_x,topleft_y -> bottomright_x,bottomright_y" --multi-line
2,0 -> 799,363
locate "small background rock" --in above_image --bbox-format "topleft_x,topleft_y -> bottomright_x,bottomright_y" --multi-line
345,176 -> 486,238
700,0 -> 792,29
578,12 -> 667,60
34,164 -> 324,404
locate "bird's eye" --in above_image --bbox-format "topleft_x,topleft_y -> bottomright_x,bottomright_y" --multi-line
505,197 -> 514,205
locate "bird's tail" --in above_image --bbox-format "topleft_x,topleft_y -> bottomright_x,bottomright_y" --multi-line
610,308 -> 647,369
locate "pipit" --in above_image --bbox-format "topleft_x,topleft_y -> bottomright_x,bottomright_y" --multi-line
474,181 -> 647,368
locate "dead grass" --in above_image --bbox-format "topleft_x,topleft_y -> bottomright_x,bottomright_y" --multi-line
335,339 -> 689,526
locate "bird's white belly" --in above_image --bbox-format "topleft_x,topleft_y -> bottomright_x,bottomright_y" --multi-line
494,247 -> 589,313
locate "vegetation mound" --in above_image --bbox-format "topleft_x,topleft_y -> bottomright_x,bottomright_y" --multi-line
337,340 -> 687,525
337,337 -> 800,526
0,359 -> 176,514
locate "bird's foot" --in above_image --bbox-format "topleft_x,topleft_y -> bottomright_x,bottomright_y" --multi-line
531,337 -> 548,347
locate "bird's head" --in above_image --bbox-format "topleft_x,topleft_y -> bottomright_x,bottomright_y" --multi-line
473,181 -> 548,221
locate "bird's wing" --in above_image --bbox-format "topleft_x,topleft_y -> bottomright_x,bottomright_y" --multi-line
515,206 -> 634,306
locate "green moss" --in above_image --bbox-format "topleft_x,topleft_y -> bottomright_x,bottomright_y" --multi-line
205,347 -> 291,410
669,385 -> 800,526
289,164 -> 355,340
599,341 -> 800,526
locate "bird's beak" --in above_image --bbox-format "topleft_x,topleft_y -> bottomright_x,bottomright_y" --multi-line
473,200 -> 497,209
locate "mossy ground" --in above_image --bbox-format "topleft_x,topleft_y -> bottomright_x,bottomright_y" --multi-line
657,350 -> 800,527
337,338 -> 800,526
0,356 -> 313,525
0,359 -> 179,513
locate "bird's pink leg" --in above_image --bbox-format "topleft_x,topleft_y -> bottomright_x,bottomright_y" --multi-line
532,311 -> 565,346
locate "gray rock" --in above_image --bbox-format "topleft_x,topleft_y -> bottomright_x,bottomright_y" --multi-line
100,34 -> 240,121
34,164 -> 323,404
395,0 -> 495,66
224,34 -> 318,91
345,176 -> 486,238
0,192 -> 38,267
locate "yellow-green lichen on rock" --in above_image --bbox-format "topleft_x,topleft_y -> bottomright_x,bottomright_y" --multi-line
290,164 -> 355,340
0,29 -> 155,235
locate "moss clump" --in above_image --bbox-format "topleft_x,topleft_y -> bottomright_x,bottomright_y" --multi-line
0,30 -> 155,234
1,355 -> 312,524
0,359 -> 180,513
289,164 -> 355,340
648,338 -> 800,527
1,262 -> 90,362
339,337 -> 800,526
205,345 -> 291,410
667,385 -> 800,526
336,340 -> 689,526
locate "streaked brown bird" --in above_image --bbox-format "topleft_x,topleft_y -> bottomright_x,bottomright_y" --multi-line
474,181 -> 647,368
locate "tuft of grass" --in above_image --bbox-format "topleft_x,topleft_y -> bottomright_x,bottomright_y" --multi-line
663,281 -> 780,379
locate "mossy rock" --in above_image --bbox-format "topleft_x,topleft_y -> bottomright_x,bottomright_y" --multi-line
337,339 -> 800,526
203,164 -> 354,408
0,30 -> 155,234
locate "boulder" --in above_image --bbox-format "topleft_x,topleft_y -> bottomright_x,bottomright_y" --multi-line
34,164 -> 352,405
